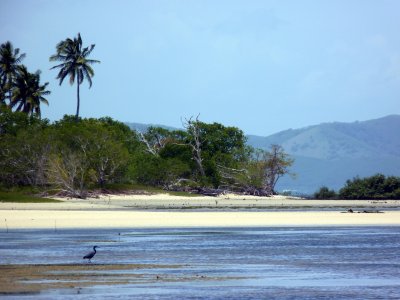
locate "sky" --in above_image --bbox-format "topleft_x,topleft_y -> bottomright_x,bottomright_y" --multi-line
1,0 -> 399,136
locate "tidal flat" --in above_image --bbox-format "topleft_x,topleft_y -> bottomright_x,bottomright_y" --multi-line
1,227 -> 400,299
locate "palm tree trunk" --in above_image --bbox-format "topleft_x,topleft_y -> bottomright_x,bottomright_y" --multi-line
76,81 -> 80,121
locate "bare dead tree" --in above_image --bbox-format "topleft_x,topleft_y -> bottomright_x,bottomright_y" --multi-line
163,178 -> 196,191
217,164 -> 248,187
182,115 -> 206,177
263,144 -> 294,194
27,142 -> 52,186
46,152 -> 89,198
216,163 -> 271,196
214,145 -> 294,196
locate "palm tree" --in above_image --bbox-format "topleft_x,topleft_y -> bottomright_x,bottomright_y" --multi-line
10,65 -> 50,117
49,33 -> 100,121
0,41 -> 26,105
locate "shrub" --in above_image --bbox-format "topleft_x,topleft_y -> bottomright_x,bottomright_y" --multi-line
314,186 -> 337,199
339,174 -> 400,199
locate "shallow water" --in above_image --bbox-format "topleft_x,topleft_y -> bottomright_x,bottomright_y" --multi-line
1,226 -> 400,299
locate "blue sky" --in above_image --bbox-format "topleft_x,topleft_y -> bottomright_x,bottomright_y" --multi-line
1,0 -> 399,135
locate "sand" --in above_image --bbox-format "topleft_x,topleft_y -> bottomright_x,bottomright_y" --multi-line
1,209 -> 400,229
0,263 -> 192,294
1,194 -> 399,229
2,193 -> 399,210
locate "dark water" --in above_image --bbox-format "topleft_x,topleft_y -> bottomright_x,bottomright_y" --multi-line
1,226 -> 400,299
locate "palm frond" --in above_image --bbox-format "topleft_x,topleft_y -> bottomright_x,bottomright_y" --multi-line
69,71 -> 76,85
41,81 -> 50,89
15,53 -> 26,64
82,44 -> 95,57
50,62 -> 69,70
85,59 -> 101,65
77,69 -> 83,85
84,65 -> 95,77
82,67 -> 93,87
40,98 -> 49,106
49,54 -> 69,62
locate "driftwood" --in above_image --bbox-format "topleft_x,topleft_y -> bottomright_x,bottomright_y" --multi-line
50,189 -> 88,199
194,188 -> 226,197
166,186 -> 272,197
50,181 -> 273,199
343,208 -> 384,213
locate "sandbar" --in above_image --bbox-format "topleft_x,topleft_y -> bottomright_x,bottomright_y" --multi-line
1,194 -> 399,229
1,210 -> 400,229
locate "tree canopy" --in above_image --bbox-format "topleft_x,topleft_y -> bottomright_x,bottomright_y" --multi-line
0,110 -> 294,198
313,174 -> 400,200
339,174 -> 400,200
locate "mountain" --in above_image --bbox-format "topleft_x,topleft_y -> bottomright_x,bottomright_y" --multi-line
125,122 -> 178,133
247,115 -> 400,194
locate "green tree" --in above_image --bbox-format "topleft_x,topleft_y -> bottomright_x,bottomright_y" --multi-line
130,152 -> 191,189
49,33 -> 100,121
0,41 -> 26,105
0,106 -> 47,135
182,118 -> 249,186
0,122 -> 51,186
314,186 -> 337,199
133,126 -> 192,187
339,174 -> 400,199
10,66 -> 50,117
49,116 -> 132,194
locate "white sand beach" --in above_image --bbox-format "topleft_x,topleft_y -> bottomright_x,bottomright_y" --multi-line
1,209 -> 400,229
1,194 -> 399,229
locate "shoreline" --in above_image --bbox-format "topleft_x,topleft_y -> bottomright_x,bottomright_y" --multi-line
2,194 -> 400,229
2,193 -> 399,211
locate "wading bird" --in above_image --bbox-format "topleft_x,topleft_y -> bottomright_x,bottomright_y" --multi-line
83,246 -> 98,263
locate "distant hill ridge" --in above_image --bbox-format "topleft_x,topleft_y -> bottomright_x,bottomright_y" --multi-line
247,115 -> 400,160
247,115 -> 400,193
125,122 -> 178,133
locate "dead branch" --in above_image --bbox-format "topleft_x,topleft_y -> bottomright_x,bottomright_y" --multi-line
139,132 -> 158,156
182,115 -> 206,177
